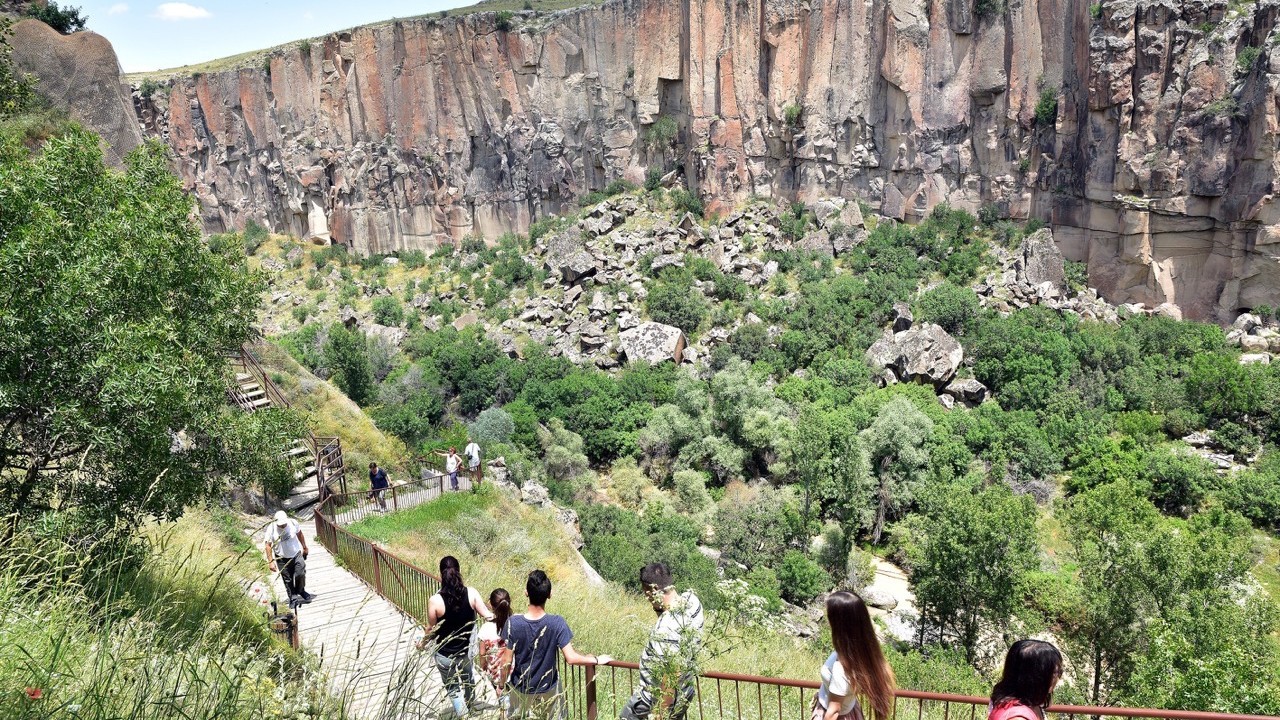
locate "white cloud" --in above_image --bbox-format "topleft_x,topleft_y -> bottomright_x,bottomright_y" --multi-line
107,3 -> 129,14
153,2 -> 211,20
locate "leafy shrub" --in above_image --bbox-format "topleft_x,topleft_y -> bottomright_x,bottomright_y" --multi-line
777,550 -> 828,603
323,322 -> 376,404
372,296 -> 405,326
298,39 -> 312,54
1237,46 -> 1261,74
1034,87 -> 1058,127
27,1 -> 87,33
604,179 -> 637,196
1215,421 -> 1260,462
780,202 -> 813,242
138,78 -> 164,98
782,102 -> 802,129
915,282 -> 982,336
495,10 -> 514,31
1089,2 -> 1103,18
669,188 -> 704,218
728,322 -> 770,362
470,407 -> 515,445
645,165 -> 665,191
242,220 -> 268,254
743,566 -> 783,611
644,115 -> 678,152
400,249 -> 427,269
645,278 -> 709,333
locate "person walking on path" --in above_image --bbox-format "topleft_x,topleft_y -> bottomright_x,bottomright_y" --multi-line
478,588 -> 514,716
503,570 -> 611,719
435,447 -> 462,490
264,510 -> 313,608
813,592 -> 896,720
425,556 -> 496,718
464,437 -> 482,486
368,461 -> 390,512
620,562 -> 705,720
987,640 -> 1063,720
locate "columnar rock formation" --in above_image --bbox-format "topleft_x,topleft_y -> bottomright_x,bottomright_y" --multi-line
126,0 -> 1280,321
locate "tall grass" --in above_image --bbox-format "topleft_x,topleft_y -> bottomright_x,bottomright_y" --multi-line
0,512 -> 337,719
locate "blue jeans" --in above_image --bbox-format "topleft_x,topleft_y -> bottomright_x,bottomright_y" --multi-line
434,651 -> 474,717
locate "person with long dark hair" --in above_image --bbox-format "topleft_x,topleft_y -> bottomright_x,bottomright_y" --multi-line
988,640 -> 1063,720
426,556 -> 495,717
478,588 -> 514,716
814,592 -> 896,720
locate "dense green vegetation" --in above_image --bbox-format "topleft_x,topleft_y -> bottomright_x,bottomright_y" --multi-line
272,195 -> 1280,711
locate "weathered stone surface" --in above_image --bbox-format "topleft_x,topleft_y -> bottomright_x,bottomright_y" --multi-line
11,20 -> 143,168
944,378 -> 989,405
866,323 -> 964,386
618,321 -> 687,364
545,230 -> 597,284
1016,229 -> 1066,290
110,0 -> 1280,321
891,302 -> 913,333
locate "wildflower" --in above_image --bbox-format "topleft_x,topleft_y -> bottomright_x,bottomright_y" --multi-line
24,687 -> 43,700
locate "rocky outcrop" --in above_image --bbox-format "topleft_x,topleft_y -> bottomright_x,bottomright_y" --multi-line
11,19 -> 143,167
120,0 -> 1280,321
866,322 -> 964,387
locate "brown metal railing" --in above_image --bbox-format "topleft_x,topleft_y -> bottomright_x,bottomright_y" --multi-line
231,342 -> 347,496
313,473 -> 1277,720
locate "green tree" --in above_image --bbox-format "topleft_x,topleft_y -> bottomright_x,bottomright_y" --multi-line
914,282 -> 982,336
27,1 -> 88,34
909,482 -> 1039,663
860,396 -> 933,543
371,296 -> 405,326
323,322 -> 376,405
0,19 -> 36,119
0,130 -> 288,526
646,277 -> 708,333
469,407 -> 515,445
776,550 -> 828,603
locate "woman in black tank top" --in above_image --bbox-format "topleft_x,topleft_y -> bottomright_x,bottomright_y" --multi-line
427,556 -> 494,717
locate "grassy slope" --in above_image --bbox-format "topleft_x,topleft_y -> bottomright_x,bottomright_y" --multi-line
346,486 -> 826,681
124,0 -> 603,82
253,338 -> 409,492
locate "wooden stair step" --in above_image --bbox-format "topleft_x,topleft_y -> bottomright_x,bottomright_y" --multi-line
250,397 -> 272,408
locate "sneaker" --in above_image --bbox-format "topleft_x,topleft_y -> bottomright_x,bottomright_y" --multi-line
298,592 -> 315,604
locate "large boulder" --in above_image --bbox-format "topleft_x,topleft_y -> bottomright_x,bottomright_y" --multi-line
1015,229 -> 1066,290
544,229 -> 597,284
944,378 -> 989,405
619,322 -> 687,364
865,323 -> 964,386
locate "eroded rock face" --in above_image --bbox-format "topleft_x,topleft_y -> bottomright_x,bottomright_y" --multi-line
122,0 -> 1280,321
11,20 -> 143,168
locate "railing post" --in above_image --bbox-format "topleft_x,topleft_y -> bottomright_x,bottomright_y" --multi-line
372,544 -> 383,594
392,485 -> 399,512
586,663 -> 597,720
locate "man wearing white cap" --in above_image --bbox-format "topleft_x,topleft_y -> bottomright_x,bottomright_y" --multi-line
264,510 -> 313,607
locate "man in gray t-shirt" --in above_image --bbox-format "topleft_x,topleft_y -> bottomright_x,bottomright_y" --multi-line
502,570 -> 611,719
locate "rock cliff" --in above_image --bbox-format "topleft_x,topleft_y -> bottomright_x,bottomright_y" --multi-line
129,0 -> 1280,321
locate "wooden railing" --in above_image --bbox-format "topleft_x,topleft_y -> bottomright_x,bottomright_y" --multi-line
313,472 -> 1278,720
232,342 -> 347,496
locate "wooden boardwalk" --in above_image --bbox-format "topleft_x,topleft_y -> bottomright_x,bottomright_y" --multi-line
291,522 -> 499,719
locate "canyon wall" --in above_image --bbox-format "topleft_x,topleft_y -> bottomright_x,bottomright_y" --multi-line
132,0 -> 1280,321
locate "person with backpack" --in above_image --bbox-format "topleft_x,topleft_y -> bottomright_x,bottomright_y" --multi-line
988,640 -> 1063,720
425,556 -> 496,718
620,562 -> 704,720
813,592 -> 896,720
263,510 -> 313,608
477,588 -> 514,716
503,570 -> 611,719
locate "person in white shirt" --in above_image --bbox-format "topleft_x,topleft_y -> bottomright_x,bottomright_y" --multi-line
620,562 -> 705,720
813,592 -> 896,720
435,446 -> 462,490
464,438 -> 482,485
263,510 -> 313,607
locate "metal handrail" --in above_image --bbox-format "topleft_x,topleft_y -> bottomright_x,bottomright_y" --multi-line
311,473 -> 1278,720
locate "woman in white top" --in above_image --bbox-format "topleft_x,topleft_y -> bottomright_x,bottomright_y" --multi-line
814,591 -> 897,720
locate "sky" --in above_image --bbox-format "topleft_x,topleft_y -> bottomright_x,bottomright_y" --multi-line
74,1 -> 465,73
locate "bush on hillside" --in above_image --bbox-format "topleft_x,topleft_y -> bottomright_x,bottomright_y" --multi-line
777,550 -> 828,603
372,296 -> 405,326
645,276 -> 709,333
27,1 -> 87,33
470,407 -> 515,445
